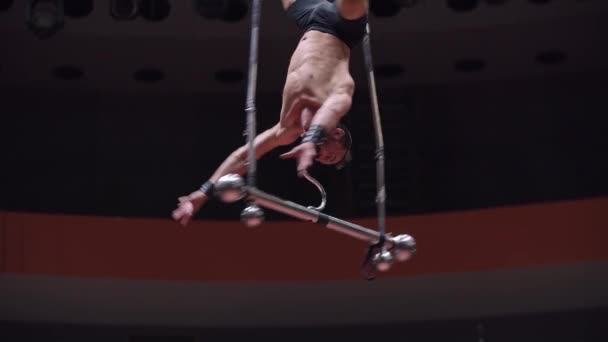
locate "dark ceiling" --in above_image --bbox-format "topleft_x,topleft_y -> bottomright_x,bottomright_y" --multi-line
1,0 -> 607,223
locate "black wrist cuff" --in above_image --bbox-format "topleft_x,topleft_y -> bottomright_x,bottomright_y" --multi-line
301,125 -> 327,146
199,180 -> 215,197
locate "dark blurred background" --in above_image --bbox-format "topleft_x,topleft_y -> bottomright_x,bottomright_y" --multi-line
1,0 -> 607,222
1,0 -> 607,340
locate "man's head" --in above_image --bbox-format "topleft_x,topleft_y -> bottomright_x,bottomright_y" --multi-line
316,123 -> 352,169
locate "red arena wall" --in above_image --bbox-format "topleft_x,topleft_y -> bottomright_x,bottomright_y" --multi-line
1,197 -> 607,282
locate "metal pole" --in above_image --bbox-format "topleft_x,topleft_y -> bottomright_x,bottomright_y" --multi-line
247,187 -> 395,245
362,21 -> 387,244
245,0 -> 262,188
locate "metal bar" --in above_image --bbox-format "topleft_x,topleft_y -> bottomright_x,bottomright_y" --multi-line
245,0 -> 262,188
247,187 -> 392,244
362,21 -> 387,242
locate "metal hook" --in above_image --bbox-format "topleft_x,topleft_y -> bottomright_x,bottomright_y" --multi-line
301,170 -> 327,212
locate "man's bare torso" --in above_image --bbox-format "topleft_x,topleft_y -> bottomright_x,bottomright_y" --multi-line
279,30 -> 355,132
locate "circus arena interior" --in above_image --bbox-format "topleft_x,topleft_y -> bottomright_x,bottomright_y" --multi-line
1,0 -> 607,341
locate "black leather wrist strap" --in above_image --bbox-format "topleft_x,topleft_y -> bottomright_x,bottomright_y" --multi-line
301,125 -> 327,146
199,180 -> 215,197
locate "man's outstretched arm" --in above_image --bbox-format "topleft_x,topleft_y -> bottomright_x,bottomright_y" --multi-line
207,124 -> 297,183
172,124 -> 300,225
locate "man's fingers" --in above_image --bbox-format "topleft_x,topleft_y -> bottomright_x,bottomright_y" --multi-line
180,216 -> 190,226
280,150 -> 297,159
172,201 -> 193,221
297,155 -> 314,176
173,207 -> 192,226
172,206 -> 187,218
172,209 -> 183,220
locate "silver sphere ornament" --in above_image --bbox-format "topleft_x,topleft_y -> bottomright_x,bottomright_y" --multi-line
241,204 -> 265,227
215,174 -> 246,203
373,250 -> 394,272
393,234 -> 417,262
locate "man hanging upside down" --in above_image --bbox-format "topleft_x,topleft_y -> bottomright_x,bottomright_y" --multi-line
172,0 -> 369,226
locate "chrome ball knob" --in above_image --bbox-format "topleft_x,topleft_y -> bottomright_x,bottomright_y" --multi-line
215,174 -> 246,203
392,234 -> 416,262
241,204 -> 264,227
373,250 -> 394,272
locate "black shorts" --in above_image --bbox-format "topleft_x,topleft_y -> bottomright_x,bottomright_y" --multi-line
286,0 -> 367,49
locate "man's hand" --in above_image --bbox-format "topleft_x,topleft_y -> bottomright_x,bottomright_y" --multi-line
171,191 -> 208,226
280,142 -> 317,176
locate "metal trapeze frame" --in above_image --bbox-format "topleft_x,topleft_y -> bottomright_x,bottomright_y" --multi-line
214,1 -> 416,278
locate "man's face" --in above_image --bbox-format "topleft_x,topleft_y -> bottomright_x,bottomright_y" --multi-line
316,127 -> 348,166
